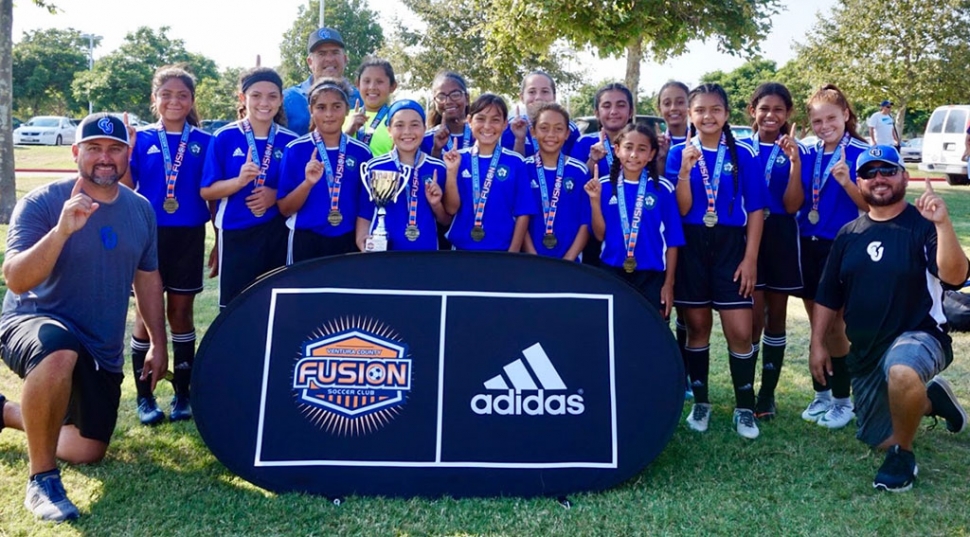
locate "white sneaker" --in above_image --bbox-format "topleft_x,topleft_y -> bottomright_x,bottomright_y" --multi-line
686,403 -> 711,432
734,408 -> 760,439
801,392 -> 834,422
818,402 -> 855,429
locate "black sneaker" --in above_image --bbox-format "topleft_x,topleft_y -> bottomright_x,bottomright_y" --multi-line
926,377 -> 967,434
873,445 -> 918,492
754,395 -> 776,421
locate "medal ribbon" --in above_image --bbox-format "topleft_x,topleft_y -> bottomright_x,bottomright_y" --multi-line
471,145 -> 502,230
444,124 -> 472,152
242,119 -> 277,188
312,131 -> 347,214
753,133 -> 783,187
359,105 -> 389,145
603,136 -> 615,169
811,132 -> 850,212
393,149 -> 425,228
535,153 -> 565,236
157,122 -> 191,201
692,134 -> 727,215
616,170 -> 649,261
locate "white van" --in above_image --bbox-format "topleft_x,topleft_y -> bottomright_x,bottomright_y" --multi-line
920,105 -> 970,185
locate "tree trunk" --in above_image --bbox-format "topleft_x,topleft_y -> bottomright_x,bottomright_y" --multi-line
0,0 -> 17,224
624,37 -> 642,113
895,102 -> 907,140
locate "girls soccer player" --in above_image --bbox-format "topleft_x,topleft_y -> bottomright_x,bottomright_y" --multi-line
201,67 -> 297,308
344,58 -> 396,156
125,66 -> 211,424
585,123 -> 683,316
277,78 -> 372,262
356,99 -> 450,251
422,71 -> 474,158
798,84 -> 871,429
743,82 -> 805,420
443,94 -> 534,251
657,80 -> 691,161
502,71 -> 581,157
667,83 -> 767,439
522,103 -> 589,260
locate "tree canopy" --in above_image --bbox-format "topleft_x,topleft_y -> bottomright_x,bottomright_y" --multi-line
12,27 -> 90,116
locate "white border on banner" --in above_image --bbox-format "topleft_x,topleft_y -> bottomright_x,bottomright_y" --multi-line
253,288 -> 617,469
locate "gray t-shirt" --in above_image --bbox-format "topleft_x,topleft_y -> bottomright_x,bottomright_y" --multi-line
1,178 -> 158,372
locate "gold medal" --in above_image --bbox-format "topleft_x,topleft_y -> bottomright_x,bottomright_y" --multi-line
328,210 -> 343,226
703,211 -> 718,227
763,207 -> 770,219
623,257 -> 637,273
808,209 -> 820,225
542,233 -> 557,249
163,197 -> 179,214
252,209 -> 265,217
471,225 -> 485,242
405,225 -> 420,241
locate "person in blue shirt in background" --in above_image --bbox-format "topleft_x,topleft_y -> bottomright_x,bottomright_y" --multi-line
282,27 -> 361,136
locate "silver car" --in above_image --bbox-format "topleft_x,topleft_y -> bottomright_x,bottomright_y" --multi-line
13,116 -> 77,146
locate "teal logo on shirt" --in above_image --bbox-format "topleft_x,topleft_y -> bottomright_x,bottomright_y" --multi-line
190,142 -> 202,155
100,226 -> 118,250
497,166 -> 509,180
347,157 -> 357,168
644,193 -> 658,210
723,162 -> 734,173
274,149 -> 283,160
565,180 -> 574,191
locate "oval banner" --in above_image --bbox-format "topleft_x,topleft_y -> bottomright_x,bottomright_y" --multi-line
193,252 -> 684,498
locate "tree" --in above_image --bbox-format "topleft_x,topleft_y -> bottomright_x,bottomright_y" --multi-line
794,0 -> 970,132
482,0 -> 781,103
1,0 -> 57,224
383,0 -> 582,96
700,59 -> 782,126
12,27 -> 91,116
278,0 -> 384,88
71,26 -> 218,120
195,67 -> 244,121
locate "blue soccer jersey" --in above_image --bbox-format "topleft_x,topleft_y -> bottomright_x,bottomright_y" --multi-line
741,135 -> 805,217
797,137 -> 870,240
524,154 -> 590,259
570,132 -> 613,181
130,123 -> 211,227
420,124 -> 476,155
598,176 -> 684,271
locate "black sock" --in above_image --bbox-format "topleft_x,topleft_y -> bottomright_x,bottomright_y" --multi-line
758,331 -> 786,398
685,346 -> 710,403
130,336 -> 152,399
0,394 -> 6,431
675,319 -> 690,387
830,354 -> 851,399
730,347 -> 757,410
171,331 -> 196,398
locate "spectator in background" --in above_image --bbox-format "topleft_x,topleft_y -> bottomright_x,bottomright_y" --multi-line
867,100 -> 900,149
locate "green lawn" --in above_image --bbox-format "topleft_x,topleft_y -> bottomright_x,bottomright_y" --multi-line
11,145 -> 76,171
0,178 -> 969,535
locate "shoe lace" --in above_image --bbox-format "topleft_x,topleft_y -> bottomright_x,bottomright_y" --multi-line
693,405 -> 709,421
828,404 -> 849,420
38,475 -> 68,504
738,411 -> 755,429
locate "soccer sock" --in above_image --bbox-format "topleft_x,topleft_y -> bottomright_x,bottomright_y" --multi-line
685,346 -> 710,404
758,331 -> 786,398
829,354 -> 851,400
0,394 -> 6,431
675,319 -> 690,388
171,330 -> 197,398
130,336 -> 152,400
729,347 -> 757,410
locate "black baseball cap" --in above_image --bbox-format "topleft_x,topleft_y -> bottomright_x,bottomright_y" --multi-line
307,27 -> 345,53
75,113 -> 130,146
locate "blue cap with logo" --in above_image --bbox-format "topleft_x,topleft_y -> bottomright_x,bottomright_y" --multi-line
880,99 -> 893,107
75,113 -> 130,146
307,27 -> 346,53
855,144 -> 904,173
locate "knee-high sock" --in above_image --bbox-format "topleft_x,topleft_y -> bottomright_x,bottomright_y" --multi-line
729,347 -> 757,410
676,318 -> 690,387
829,354 -> 851,400
130,336 -> 152,399
171,330 -> 196,397
685,346 -> 710,404
758,332 -> 786,398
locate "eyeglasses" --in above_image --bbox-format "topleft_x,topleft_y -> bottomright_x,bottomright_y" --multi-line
858,165 -> 901,180
433,90 -> 465,103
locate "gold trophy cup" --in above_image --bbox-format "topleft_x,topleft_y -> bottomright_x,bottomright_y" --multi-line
363,167 -> 410,251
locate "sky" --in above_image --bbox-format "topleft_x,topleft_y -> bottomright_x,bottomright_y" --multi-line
12,0 -> 838,95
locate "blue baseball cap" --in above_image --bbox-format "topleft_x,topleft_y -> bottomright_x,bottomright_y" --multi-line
386,99 -> 426,126
880,100 -> 893,107
307,27 -> 345,53
75,113 -> 129,146
855,145 -> 904,173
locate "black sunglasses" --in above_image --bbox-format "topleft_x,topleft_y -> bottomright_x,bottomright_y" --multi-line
858,165 -> 901,180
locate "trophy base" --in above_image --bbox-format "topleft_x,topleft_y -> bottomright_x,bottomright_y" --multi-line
365,235 -> 388,252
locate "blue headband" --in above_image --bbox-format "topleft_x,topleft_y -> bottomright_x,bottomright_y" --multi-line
386,99 -> 426,126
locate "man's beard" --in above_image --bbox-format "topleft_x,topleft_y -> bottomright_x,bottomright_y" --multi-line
82,164 -> 122,186
862,181 -> 906,207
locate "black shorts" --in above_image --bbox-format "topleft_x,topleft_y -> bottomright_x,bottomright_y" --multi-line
158,225 -> 206,295
219,216 -> 288,308
0,316 -> 122,444
756,214 -> 803,293
611,267 -> 666,316
287,228 -> 357,265
674,224 -> 752,310
796,236 -> 833,300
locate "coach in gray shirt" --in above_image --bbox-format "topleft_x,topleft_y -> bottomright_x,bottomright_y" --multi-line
0,113 -> 167,522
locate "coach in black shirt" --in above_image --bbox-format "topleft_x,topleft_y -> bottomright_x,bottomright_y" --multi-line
811,145 -> 968,492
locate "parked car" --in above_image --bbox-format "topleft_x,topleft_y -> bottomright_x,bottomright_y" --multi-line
900,138 -> 923,163
731,125 -> 753,140
799,135 -> 819,147
919,105 -> 970,185
12,117 -> 23,130
201,119 -> 231,133
13,116 -> 77,146
575,115 -> 666,136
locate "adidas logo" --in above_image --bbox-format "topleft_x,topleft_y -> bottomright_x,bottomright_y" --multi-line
232,148 -> 245,158
462,170 -> 471,178
146,145 -> 160,155
470,343 -> 585,416
609,197 -> 618,205
531,180 -> 539,188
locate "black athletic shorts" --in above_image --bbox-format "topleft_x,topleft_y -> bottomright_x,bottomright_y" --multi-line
756,214 -> 804,293
158,225 -> 206,295
674,224 -> 752,310
287,228 -> 357,265
219,216 -> 288,308
610,267 -> 667,317
0,316 -> 122,444
796,236 -> 833,300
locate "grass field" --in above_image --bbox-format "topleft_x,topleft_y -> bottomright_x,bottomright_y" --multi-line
0,175 -> 969,536
11,145 -> 76,171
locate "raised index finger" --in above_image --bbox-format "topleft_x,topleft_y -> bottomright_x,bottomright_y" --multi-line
925,177 -> 934,193
789,122 -> 797,138
71,176 -> 84,197
309,147 -> 318,161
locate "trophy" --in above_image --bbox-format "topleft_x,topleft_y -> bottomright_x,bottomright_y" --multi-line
363,167 -> 410,252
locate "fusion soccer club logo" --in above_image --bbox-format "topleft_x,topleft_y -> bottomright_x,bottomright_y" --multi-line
292,317 -> 412,436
